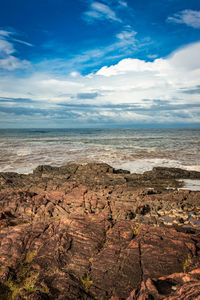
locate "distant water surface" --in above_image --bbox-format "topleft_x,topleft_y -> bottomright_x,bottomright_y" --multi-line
0,128 -> 199,175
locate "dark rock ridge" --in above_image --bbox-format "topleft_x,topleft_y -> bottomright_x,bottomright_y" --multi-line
0,163 -> 200,299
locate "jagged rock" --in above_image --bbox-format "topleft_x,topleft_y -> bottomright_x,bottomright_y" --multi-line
0,217 -> 199,299
117,269 -> 200,300
0,163 -> 199,299
144,167 -> 200,179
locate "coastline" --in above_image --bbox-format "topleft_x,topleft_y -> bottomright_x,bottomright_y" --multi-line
1,127 -> 200,175
0,163 -> 200,299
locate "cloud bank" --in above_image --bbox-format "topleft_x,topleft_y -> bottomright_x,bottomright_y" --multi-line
0,41 -> 200,127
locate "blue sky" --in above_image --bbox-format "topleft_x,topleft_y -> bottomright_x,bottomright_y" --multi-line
0,0 -> 200,127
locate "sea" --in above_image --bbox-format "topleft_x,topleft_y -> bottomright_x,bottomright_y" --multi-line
0,128 -> 200,175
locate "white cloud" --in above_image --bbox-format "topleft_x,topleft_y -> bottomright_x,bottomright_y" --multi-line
84,1 -> 122,23
12,38 -> 33,47
101,28 -> 137,56
0,30 -> 13,37
70,71 -> 80,78
0,42 -> 200,124
0,29 -> 33,47
147,54 -> 158,59
167,10 -> 200,29
0,56 -> 30,71
0,29 -> 31,71
95,58 -> 158,76
168,42 -> 200,70
116,29 -> 137,41
118,1 -> 127,7
0,39 -> 14,55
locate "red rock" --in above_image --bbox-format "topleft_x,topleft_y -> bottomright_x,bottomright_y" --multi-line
0,163 -> 199,299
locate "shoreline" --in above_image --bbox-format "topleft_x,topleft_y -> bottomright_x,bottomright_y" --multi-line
1,162 -> 200,231
1,159 -> 200,176
1,162 -> 200,191
1,127 -> 200,176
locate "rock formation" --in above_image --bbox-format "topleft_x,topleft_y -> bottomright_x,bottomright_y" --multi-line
0,163 -> 199,299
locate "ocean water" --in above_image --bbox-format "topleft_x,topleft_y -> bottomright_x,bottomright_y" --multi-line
0,128 -> 200,175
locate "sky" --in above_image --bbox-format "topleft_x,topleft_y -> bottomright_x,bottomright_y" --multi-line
0,0 -> 200,128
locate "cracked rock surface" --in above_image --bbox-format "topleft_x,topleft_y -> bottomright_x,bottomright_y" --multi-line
0,163 -> 200,299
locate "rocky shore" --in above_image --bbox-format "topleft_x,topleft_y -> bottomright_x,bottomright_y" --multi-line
0,163 -> 200,299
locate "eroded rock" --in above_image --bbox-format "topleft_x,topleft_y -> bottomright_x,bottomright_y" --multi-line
0,163 -> 199,299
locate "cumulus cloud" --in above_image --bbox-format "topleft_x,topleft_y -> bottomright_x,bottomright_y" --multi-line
0,42 -> 200,125
168,42 -> 200,70
167,10 -> 200,29
83,1 -> 122,23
